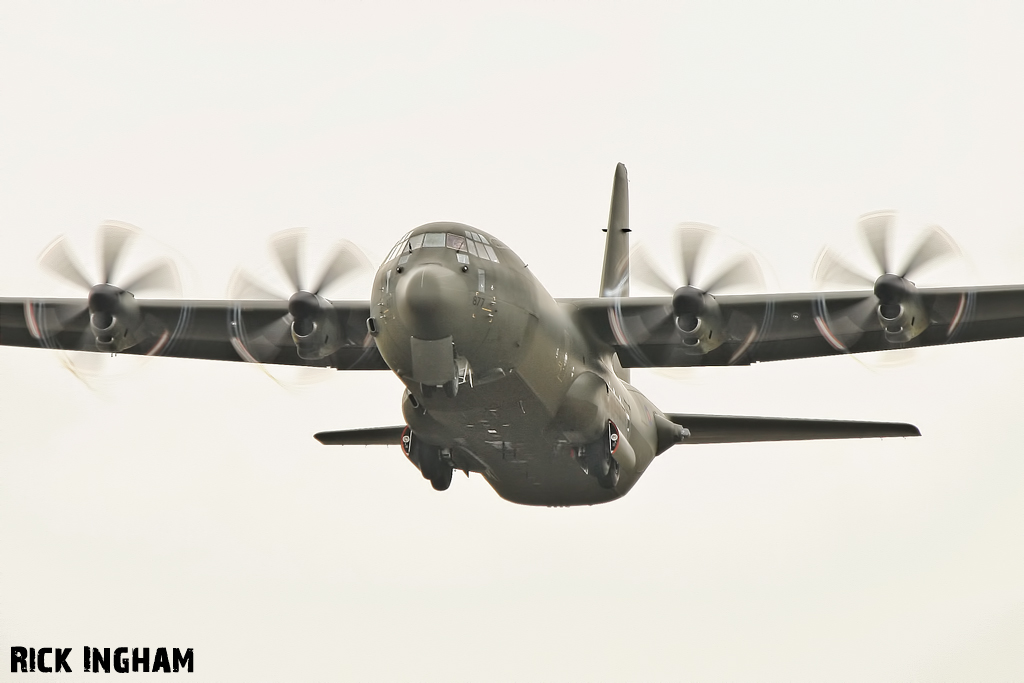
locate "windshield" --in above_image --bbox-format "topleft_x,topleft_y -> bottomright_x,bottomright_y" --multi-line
386,230 -> 499,263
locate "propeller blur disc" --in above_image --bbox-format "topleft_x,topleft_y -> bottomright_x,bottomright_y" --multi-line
812,211 -> 967,353
35,221 -> 185,383
619,222 -> 768,367
227,228 -> 372,387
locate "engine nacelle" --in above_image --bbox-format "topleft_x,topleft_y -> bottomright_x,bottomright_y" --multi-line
672,286 -> 725,355
873,274 -> 930,344
87,284 -> 145,353
877,299 -> 929,344
288,291 -> 346,360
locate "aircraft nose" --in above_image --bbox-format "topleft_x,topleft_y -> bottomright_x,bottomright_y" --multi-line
395,263 -> 465,339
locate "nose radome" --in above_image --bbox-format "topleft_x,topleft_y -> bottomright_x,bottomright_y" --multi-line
396,263 -> 464,340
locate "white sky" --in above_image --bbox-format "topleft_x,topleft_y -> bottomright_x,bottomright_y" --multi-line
2,2 -> 1023,680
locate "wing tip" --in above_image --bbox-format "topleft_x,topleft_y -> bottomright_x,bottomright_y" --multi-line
897,423 -> 922,438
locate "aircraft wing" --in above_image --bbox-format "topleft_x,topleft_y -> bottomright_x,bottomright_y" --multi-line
564,285 -> 1024,367
0,297 -> 388,370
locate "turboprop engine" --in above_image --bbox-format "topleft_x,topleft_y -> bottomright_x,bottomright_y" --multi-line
227,230 -> 370,364
87,283 -> 145,352
671,284 -> 726,353
813,213 -> 960,348
286,290 -> 347,360
37,222 -> 180,355
631,224 -> 765,355
873,273 -> 929,344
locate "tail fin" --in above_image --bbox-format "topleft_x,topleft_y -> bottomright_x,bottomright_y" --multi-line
600,163 -> 631,384
600,163 -> 630,297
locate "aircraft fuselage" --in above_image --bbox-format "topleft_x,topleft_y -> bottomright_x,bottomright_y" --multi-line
370,222 -> 674,506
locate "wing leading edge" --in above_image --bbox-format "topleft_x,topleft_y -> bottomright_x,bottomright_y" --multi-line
565,284 -> 1024,367
666,414 -> 920,445
0,297 -> 388,370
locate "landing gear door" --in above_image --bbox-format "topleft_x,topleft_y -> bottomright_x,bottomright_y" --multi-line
410,335 -> 455,386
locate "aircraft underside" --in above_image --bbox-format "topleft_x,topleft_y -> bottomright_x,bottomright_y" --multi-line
404,371 -> 628,506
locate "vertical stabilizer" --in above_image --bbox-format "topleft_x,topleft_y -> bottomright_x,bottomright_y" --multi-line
600,163 -> 630,297
600,163 -> 631,384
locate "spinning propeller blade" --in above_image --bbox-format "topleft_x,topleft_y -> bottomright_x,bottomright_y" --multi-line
271,229 -> 305,293
39,236 -> 94,291
813,212 -> 962,350
35,222 -> 182,379
228,229 -> 371,366
633,224 -> 764,296
622,223 -> 765,355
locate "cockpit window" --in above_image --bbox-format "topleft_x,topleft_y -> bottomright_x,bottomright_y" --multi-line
385,230 -> 413,263
463,231 -> 497,262
393,230 -> 500,263
422,232 -> 446,248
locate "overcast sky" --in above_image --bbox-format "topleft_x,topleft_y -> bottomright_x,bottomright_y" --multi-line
2,2 -> 1023,680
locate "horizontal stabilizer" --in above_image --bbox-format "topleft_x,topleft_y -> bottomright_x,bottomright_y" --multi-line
314,426 -> 405,446
665,413 -> 919,445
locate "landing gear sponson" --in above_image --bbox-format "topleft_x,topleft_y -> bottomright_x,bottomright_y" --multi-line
402,427 -> 454,491
575,420 -> 623,490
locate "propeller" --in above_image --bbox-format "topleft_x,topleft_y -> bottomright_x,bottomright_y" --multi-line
33,221 -> 182,378
40,221 -> 179,299
228,228 -> 371,365
634,223 -> 764,291
630,223 -> 764,332
613,223 -> 766,364
813,211 -> 960,349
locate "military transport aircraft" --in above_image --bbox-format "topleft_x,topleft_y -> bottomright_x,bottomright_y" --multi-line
3,164 -> 1024,506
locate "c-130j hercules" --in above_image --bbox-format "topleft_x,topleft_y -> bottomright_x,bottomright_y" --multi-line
4,164 -> 1024,506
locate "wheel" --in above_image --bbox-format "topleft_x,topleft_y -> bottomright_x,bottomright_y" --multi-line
419,456 -> 437,480
596,457 -> 619,489
410,438 -> 439,480
588,450 -> 611,479
421,383 -> 437,398
430,464 -> 453,491
443,378 -> 458,398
